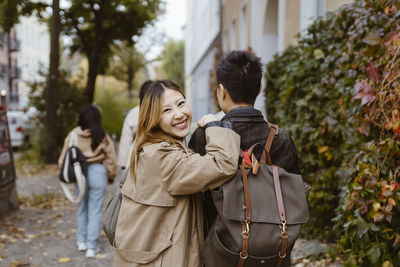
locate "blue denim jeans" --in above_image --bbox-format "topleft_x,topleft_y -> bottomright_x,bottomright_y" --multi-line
76,163 -> 107,249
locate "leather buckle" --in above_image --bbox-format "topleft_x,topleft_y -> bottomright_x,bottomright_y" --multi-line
241,220 -> 250,236
240,251 -> 248,259
279,251 -> 286,258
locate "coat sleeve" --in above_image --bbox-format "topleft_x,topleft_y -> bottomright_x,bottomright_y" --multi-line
158,127 -> 240,195
58,132 -> 71,167
104,133 -> 118,179
117,107 -> 139,168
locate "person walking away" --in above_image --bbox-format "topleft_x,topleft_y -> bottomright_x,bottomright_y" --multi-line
113,79 -> 240,267
117,80 -> 152,169
189,50 -> 301,266
58,104 -> 117,258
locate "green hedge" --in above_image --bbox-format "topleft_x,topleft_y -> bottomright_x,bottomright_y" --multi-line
264,0 -> 400,264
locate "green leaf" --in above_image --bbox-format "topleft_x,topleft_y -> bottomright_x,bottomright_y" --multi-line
357,219 -> 369,237
362,34 -> 382,46
366,245 -> 381,264
369,223 -> 380,232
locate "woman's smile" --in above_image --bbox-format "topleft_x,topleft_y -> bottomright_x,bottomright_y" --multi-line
173,119 -> 188,129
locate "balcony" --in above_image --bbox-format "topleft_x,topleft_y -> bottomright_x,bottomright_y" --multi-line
0,64 -> 7,78
9,93 -> 19,103
0,64 -> 21,80
0,33 -> 4,48
10,67 -> 21,80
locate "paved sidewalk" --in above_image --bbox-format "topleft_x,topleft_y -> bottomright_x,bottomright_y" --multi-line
0,165 -> 122,267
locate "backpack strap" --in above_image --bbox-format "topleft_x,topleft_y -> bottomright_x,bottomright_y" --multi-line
237,164 -> 251,267
260,124 -> 279,164
273,165 -> 288,267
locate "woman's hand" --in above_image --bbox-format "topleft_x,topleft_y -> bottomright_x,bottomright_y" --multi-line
197,114 -> 220,128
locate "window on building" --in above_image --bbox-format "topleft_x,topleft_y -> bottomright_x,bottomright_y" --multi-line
239,4 -> 247,50
230,19 -> 236,50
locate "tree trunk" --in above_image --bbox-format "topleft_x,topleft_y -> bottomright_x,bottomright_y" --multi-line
127,66 -> 133,101
44,0 -> 60,164
85,58 -> 98,103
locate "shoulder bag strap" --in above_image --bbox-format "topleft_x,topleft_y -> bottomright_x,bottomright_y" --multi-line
61,130 -> 86,203
69,131 -> 78,147
237,164 -> 251,267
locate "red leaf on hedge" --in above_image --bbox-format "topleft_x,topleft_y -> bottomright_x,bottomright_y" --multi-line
353,81 -> 376,106
374,213 -> 384,222
347,201 -> 355,210
383,31 -> 399,47
393,109 -> 400,120
365,62 -> 379,84
385,120 -> 393,130
358,205 -> 368,214
394,122 -> 400,135
362,33 -> 382,46
357,122 -> 370,136
385,214 -> 392,223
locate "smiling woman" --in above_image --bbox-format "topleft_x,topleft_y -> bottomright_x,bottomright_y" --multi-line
113,79 -> 241,267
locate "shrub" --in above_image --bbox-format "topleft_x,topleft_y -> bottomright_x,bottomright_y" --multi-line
28,69 -> 86,156
334,34 -> 400,266
264,0 -> 400,245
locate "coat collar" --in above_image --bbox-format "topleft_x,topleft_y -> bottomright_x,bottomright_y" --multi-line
222,107 -> 266,122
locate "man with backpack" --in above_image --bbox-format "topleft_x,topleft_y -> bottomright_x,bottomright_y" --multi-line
189,50 -> 304,266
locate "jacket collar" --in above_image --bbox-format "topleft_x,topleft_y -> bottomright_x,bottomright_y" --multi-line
222,107 -> 266,122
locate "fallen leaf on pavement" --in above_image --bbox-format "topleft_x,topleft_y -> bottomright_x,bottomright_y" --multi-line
95,253 -> 107,259
58,257 -> 71,263
9,260 -> 30,267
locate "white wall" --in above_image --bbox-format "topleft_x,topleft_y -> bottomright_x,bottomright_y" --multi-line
300,0 -> 318,33
185,0 -> 220,120
185,0 -> 220,75
17,16 -> 49,109
190,48 -> 217,121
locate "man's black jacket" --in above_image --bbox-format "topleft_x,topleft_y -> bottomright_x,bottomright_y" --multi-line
188,107 -> 301,234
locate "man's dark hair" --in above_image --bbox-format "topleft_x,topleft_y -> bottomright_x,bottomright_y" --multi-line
139,80 -> 153,105
216,50 -> 263,105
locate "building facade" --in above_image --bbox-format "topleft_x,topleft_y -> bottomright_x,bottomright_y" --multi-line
17,16 -> 50,110
0,16 -> 49,111
0,27 -> 20,110
185,0 -> 221,121
185,0 -> 353,120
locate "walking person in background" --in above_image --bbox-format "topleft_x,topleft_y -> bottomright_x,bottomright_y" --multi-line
117,80 -> 152,170
113,79 -> 240,266
58,104 -> 117,258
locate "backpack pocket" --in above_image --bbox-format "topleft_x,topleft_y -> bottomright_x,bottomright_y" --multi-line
203,226 -> 291,267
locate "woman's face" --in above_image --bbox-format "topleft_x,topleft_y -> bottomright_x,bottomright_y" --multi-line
159,88 -> 192,139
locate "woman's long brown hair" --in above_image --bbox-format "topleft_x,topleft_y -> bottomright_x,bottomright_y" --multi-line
130,79 -> 187,177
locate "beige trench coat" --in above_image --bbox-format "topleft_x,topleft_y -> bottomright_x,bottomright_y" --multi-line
113,127 -> 240,267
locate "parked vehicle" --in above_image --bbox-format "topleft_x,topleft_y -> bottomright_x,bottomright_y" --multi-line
7,111 -> 31,148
